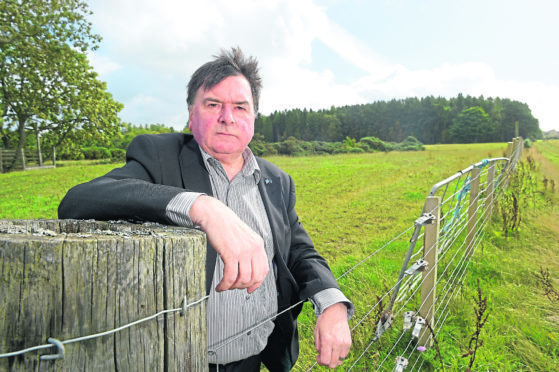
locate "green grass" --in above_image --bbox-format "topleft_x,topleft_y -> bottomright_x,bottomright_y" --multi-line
0,162 -> 122,219
1,141 -> 557,370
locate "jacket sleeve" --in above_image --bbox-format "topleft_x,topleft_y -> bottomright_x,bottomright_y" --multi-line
58,134 -> 187,224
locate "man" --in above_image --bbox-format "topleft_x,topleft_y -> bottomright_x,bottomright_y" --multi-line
59,47 -> 352,371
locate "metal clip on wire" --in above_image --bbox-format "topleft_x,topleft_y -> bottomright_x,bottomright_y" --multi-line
394,356 -> 409,372
40,338 -> 64,361
412,316 -> 426,339
403,311 -> 416,331
404,259 -> 428,276
415,213 -> 435,226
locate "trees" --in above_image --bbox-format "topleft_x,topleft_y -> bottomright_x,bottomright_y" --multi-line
252,95 -> 541,145
0,0 -> 122,170
450,107 -> 495,143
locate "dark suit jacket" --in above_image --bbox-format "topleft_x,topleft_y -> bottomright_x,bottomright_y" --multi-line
58,133 -> 341,371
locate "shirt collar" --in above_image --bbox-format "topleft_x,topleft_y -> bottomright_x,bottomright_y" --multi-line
199,146 -> 261,183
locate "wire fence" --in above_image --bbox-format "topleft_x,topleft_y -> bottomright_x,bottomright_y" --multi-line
0,138 -> 524,371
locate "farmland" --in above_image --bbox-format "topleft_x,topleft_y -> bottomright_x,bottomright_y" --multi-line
1,141 -> 558,370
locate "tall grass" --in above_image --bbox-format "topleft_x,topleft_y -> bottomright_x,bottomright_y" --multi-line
1,141 -> 557,370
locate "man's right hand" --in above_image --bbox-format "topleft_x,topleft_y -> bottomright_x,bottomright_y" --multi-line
189,195 -> 269,293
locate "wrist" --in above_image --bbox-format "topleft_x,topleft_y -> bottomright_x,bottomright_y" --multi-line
189,195 -> 213,228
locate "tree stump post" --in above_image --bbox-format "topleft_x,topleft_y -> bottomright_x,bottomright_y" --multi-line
0,219 -> 207,371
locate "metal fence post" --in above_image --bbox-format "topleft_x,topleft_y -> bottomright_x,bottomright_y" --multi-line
418,196 -> 440,347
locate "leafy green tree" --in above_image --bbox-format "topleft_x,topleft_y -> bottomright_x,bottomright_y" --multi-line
450,106 -> 495,143
499,99 -> 541,141
0,0 -> 122,170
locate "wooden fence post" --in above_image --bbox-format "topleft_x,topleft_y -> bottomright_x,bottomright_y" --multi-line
514,137 -> 523,164
418,196 -> 440,347
505,141 -> 513,159
465,168 -> 481,259
485,162 -> 496,219
0,219 -> 207,371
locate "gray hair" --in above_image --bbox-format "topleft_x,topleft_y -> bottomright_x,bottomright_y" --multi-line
186,47 -> 262,113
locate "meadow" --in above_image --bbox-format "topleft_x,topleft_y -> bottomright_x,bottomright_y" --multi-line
1,141 -> 558,370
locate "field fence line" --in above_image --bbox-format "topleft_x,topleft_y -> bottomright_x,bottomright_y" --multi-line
317,138 -> 523,371
1,138 -> 524,370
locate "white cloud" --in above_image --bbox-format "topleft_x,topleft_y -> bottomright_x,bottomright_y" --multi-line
121,94 -> 187,126
86,52 -> 120,76
485,80 -> 559,132
352,61 -> 559,131
90,0 -> 324,75
88,0 -> 558,131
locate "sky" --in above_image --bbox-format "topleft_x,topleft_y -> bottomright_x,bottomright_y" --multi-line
87,0 -> 559,132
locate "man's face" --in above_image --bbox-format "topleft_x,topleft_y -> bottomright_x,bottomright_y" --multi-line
188,75 -> 256,164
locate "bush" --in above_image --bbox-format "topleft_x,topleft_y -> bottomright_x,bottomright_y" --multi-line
396,136 -> 425,151
279,137 -> 306,156
82,146 -> 111,160
248,141 -> 267,156
311,141 -> 340,154
524,138 -> 532,148
356,142 -> 370,152
383,142 -> 396,152
359,136 -> 387,151
347,147 -> 365,153
110,148 -> 126,162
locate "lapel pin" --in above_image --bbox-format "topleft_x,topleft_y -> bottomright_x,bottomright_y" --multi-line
264,178 -> 272,185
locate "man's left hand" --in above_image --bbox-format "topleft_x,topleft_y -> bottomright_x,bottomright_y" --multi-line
314,302 -> 352,368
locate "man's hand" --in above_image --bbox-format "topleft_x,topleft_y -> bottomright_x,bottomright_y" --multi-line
314,303 -> 352,369
190,195 -> 269,293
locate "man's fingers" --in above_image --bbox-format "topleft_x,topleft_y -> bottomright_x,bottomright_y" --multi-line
233,254 -> 269,292
219,251 -> 270,292
249,251 -> 270,291
193,197 -> 270,292
231,256 -> 253,289
315,303 -> 352,368
215,258 -> 239,292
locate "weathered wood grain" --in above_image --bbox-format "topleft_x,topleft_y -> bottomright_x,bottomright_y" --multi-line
0,219 -> 207,371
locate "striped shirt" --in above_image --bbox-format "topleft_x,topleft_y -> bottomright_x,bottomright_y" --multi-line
166,146 -> 352,364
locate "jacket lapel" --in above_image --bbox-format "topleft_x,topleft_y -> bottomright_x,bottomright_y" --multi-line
257,161 -> 287,262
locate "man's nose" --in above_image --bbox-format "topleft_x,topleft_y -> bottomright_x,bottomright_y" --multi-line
219,104 -> 235,125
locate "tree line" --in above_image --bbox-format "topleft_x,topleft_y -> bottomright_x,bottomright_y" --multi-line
254,95 -> 541,145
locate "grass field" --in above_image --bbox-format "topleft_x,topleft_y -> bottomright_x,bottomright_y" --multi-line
1,141 -> 558,370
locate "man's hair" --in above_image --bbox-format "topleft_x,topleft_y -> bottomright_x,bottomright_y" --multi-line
186,47 -> 262,113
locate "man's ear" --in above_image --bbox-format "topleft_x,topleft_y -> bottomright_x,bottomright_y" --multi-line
187,106 -> 193,130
